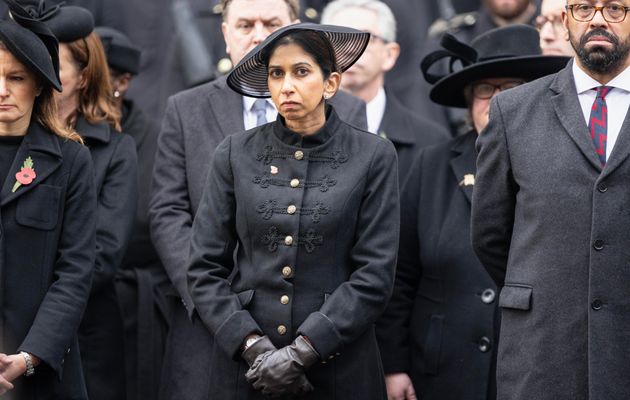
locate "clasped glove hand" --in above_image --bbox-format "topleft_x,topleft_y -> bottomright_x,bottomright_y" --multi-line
245,335 -> 320,398
242,336 -> 277,367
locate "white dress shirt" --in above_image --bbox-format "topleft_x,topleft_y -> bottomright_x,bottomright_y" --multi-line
242,97 -> 278,130
573,61 -> 630,161
366,87 -> 387,134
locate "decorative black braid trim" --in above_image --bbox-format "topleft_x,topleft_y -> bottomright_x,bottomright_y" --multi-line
261,226 -> 323,253
253,173 -> 337,192
256,145 -> 349,168
256,200 -> 330,223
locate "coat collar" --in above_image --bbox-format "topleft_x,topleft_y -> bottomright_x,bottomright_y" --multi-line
550,60 -> 630,176
273,104 -> 340,148
377,90 -> 415,146
75,115 -> 111,143
208,76 -> 245,139
449,130 -> 477,203
1,120 -> 63,206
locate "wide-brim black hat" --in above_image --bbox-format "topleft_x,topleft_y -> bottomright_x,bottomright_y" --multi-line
227,22 -> 370,98
39,4 -> 94,42
421,24 -> 570,108
0,0 -> 61,91
95,26 -> 141,75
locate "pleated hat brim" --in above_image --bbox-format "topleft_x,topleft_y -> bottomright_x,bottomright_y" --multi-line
227,23 -> 370,98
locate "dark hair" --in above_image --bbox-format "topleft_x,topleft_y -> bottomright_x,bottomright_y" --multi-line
262,30 -> 339,79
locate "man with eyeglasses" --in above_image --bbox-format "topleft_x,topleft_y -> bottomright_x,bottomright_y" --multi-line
320,0 -> 448,181
472,1 -> 630,399
538,0 -> 577,55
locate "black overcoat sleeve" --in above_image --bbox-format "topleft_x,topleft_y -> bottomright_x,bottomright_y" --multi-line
375,149 -> 425,374
187,136 -> 261,359
471,97 -> 517,288
19,145 -> 97,376
149,96 -> 195,313
297,140 -> 400,359
91,134 -> 138,291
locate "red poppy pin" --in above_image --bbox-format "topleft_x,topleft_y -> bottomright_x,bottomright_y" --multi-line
12,156 -> 36,193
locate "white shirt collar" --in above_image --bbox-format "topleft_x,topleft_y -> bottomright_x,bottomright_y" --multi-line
573,60 -> 630,94
242,96 -> 275,111
366,87 -> 387,134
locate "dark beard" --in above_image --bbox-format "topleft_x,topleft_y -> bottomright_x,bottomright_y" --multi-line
571,29 -> 630,74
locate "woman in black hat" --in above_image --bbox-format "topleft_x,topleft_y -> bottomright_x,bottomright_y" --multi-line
37,4 -> 138,400
375,25 -> 569,400
95,26 -> 170,400
186,22 -> 399,399
0,1 -> 96,399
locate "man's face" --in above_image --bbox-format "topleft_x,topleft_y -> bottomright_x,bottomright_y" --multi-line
564,1 -> 630,75
485,0 -> 531,19
222,0 -> 297,65
538,0 -> 575,55
327,7 -> 398,96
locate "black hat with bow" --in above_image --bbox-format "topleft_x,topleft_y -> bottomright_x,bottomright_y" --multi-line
421,24 -> 570,108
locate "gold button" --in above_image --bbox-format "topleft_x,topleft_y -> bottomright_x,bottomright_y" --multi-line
217,58 -> 233,74
277,325 -> 287,335
305,7 -> 318,20
280,295 -> 289,305
287,205 -> 297,214
290,178 -> 299,188
284,235 -> 293,246
294,150 -> 304,160
282,266 -> 292,277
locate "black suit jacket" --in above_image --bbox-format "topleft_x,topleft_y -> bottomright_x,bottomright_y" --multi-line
376,131 -> 498,400
0,121 -> 96,400
377,92 -> 449,181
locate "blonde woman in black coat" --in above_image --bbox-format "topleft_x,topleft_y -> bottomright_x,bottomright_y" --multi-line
187,23 -> 399,399
0,2 -> 96,398
376,25 -> 570,400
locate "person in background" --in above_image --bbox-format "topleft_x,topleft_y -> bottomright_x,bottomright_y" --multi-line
537,0 -> 576,55
149,1 -> 368,398
377,25 -> 569,400
472,2 -> 630,399
188,22 -> 399,399
0,0 -> 96,398
95,26 -> 170,400
39,5 -> 138,400
321,0 -> 448,180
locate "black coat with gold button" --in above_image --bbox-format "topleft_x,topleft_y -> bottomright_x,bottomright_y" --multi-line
187,106 -> 399,399
376,131 -> 499,400
0,121 -> 96,400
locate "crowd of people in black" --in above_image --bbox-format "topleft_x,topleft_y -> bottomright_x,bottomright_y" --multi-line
1,0 -> 629,399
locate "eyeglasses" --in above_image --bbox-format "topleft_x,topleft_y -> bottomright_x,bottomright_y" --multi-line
471,81 -> 525,99
535,14 -> 565,32
361,30 -> 391,44
566,3 -> 630,23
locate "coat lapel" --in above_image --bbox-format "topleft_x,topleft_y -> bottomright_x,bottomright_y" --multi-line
377,93 -> 415,146
1,122 -> 62,206
208,76 -> 244,139
549,62 -> 603,171
449,131 -> 477,204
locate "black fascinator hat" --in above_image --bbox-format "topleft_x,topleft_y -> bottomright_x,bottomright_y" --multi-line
37,2 -> 94,42
227,22 -> 370,98
421,24 -> 570,108
0,0 -> 61,91
95,26 -> 141,75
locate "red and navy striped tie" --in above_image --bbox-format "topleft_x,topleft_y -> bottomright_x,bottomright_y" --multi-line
589,86 -> 612,165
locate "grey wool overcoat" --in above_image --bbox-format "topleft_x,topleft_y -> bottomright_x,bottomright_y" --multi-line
471,60 -> 630,400
187,106 -> 399,400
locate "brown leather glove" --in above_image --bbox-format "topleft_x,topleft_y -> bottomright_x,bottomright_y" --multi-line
245,335 -> 319,398
242,336 -> 277,367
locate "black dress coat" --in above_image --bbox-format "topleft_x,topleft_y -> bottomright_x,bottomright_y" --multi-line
187,106 -> 399,399
149,76 -> 367,400
116,100 -> 171,400
376,131 -> 498,400
0,121 -> 96,400
377,91 -> 449,181
76,117 -> 138,400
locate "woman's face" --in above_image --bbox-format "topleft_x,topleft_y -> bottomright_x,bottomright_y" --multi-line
267,42 -> 338,128
0,47 -> 40,131
55,43 -> 83,114
469,77 -> 524,133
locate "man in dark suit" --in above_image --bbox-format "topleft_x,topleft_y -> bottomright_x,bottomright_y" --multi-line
149,1 -> 366,398
472,3 -> 630,399
321,0 -> 449,180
